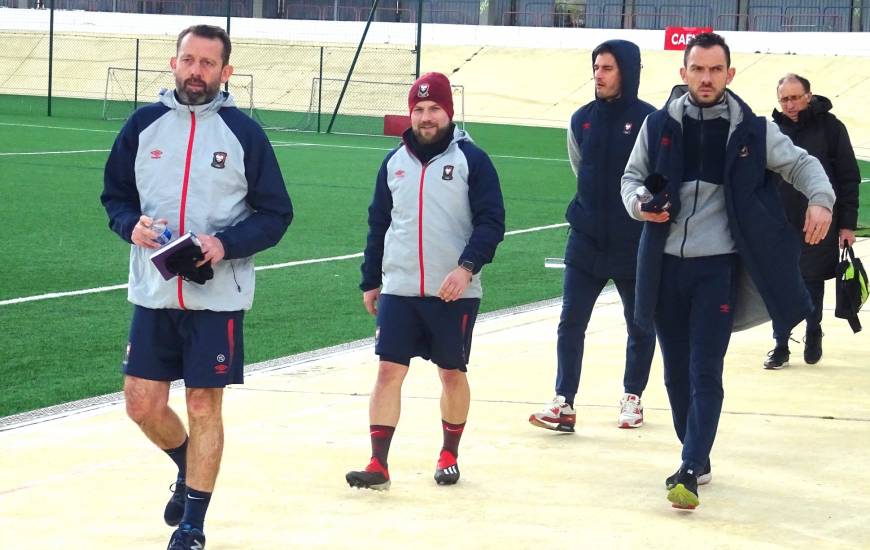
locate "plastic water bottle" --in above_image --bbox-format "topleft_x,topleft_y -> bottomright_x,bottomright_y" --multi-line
150,221 -> 172,245
635,186 -> 654,204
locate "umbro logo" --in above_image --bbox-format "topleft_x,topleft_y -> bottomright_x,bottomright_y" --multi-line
150,149 -> 163,159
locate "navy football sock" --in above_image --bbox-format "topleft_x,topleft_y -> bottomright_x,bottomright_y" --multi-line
181,487 -> 212,531
164,436 -> 188,481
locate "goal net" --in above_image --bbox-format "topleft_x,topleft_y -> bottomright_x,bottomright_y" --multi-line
103,67 -> 254,120
298,77 -> 464,136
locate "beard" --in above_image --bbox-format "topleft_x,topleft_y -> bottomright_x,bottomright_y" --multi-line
688,86 -> 726,108
412,123 -> 451,145
175,76 -> 221,106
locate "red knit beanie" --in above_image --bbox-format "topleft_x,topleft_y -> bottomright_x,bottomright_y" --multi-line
408,72 -> 454,120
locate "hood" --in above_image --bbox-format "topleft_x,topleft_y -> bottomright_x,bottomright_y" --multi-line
592,39 -> 641,102
157,88 -> 235,116
772,94 -> 833,125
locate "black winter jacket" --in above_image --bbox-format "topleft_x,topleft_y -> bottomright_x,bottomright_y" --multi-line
772,95 -> 860,280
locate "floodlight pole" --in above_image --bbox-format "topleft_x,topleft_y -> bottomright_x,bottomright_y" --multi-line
415,0 -> 422,77
47,0 -> 54,116
225,0 -> 231,92
326,0 -> 379,134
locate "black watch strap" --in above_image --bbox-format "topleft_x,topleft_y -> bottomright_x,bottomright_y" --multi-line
460,260 -> 475,273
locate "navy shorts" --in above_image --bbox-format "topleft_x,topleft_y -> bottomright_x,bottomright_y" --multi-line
123,305 -> 245,388
375,294 -> 480,371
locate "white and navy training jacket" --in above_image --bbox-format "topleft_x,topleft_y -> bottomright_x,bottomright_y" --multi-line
360,127 -> 505,299
101,90 -> 293,311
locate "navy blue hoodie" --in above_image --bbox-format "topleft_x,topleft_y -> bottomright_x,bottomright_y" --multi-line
564,39 -> 655,279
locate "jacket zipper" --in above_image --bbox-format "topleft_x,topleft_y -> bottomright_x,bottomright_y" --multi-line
417,162 -> 428,296
680,107 -> 703,258
177,110 -> 196,309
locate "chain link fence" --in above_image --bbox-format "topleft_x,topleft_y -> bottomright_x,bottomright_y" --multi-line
0,6 -> 421,135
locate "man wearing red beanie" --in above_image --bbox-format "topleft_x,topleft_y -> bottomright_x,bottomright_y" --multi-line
347,72 -> 505,490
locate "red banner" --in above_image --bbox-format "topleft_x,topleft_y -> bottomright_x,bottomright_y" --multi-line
664,26 -> 713,50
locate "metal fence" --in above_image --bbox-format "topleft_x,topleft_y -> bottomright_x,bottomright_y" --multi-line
0,9 -> 420,134
3,0 -> 869,30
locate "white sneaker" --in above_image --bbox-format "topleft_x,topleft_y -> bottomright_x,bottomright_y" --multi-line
618,393 -> 643,428
529,395 -> 576,433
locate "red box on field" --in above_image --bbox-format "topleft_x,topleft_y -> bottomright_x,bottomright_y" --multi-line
383,114 -> 410,137
664,26 -> 713,50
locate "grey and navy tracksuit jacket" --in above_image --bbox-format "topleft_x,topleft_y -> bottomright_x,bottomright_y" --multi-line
101,90 -> 293,311
360,126 -> 505,299
622,87 -> 835,332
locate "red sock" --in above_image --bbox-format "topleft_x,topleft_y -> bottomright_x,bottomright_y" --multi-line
441,420 -> 465,458
370,425 -> 395,468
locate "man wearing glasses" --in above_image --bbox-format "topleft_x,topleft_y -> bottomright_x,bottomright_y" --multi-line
763,74 -> 860,369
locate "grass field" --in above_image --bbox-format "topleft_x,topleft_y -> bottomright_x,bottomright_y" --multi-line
1,97 -> 868,418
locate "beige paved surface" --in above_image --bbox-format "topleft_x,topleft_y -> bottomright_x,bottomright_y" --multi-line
1,239 -> 868,549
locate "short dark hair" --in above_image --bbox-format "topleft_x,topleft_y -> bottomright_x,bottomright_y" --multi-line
592,42 -> 616,62
683,32 -> 730,68
176,25 -> 231,66
778,73 -> 811,94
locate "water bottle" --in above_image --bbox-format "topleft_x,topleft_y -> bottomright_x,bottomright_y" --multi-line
635,186 -> 654,204
150,221 -> 172,246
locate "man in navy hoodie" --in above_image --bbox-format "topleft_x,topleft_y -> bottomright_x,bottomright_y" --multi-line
621,33 -> 834,510
346,72 -> 505,491
529,40 -> 657,433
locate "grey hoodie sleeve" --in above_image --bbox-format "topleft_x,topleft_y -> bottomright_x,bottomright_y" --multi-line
620,118 -> 651,221
567,125 -> 580,177
765,121 -> 835,210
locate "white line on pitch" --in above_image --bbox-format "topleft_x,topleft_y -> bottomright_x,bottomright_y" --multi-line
0,122 -> 118,133
271,141 -> 569,162
0,149 -> 110,156
0,222 -> 568,307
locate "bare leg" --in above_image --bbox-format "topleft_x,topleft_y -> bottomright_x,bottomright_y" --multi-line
185,387 -> 224,492
438,369 -> 470,424
124,375 -> 186,450
369,360 -> 409,426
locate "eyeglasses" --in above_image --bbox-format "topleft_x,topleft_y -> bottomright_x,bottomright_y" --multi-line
778,94 -> 808,105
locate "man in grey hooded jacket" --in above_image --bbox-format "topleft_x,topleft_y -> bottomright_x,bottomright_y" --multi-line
101,25 -> 293,550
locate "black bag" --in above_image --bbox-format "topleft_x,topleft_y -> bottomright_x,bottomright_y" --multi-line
834,245 -> 868,333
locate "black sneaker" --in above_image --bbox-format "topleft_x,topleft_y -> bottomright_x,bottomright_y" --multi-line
763,346 -> 790,369
164,480 -> 186,526
434,449 -> 460,485
167,523 -> 206,550
346,457 -> 391,491
666,461 -> 711,489
667,466 -> 700,510
804,330 -> 823,364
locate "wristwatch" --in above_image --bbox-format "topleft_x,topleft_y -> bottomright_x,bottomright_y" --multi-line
459,260 -> 475,274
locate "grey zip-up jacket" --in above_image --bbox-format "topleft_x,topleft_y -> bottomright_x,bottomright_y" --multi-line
622,89 -> 834,258
360,127 -> 505,298
102,90 -> 293,311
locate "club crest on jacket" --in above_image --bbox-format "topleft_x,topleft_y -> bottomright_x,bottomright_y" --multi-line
211,151 -> 227,169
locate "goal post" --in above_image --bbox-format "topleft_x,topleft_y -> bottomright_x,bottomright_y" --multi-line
102,67 -> 254,120
310,77 -> 464,136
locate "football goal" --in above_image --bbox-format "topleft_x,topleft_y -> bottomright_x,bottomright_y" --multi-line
103,67 -> 254,120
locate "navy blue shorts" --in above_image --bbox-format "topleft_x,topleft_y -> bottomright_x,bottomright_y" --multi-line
123,305 -> 245,388
375,295 -> 480,371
